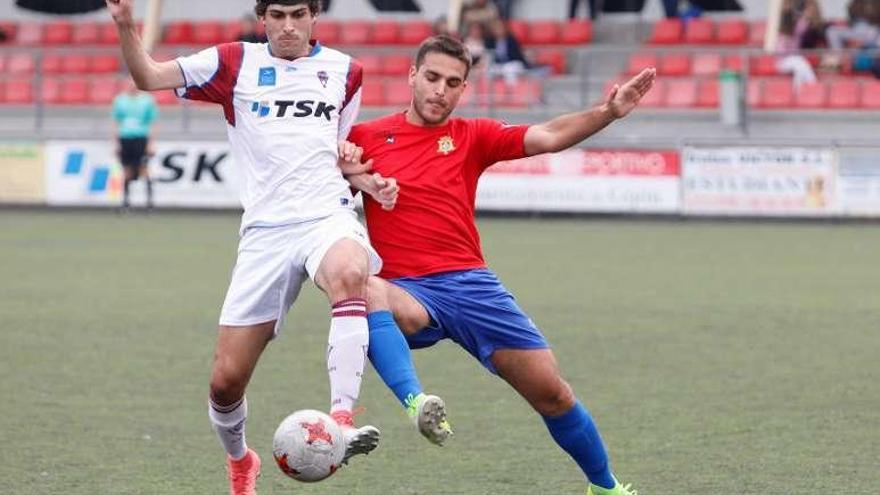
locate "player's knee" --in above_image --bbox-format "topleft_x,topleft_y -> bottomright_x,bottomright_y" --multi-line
325,263 -> 368,298
209,370 -> 247,405
534,379 -> 576,416
365,276 -> 390,312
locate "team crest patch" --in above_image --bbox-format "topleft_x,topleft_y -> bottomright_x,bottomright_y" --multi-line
258,67 -> 276,86
317,70 -> 329,88
437,135 -> 456,155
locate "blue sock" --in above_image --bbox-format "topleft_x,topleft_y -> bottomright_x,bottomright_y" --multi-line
542,401 -> 616,489
367,311 -> 423,407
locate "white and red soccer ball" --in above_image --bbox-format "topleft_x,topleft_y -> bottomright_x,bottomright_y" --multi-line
272,409 -> 345,483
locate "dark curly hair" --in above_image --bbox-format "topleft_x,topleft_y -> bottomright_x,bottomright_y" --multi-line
254,0 -> 322,17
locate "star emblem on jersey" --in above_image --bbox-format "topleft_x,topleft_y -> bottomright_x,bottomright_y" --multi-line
300,420 -> 333,445
385,133 -> 395,144
317,70 -> 329,88
437,135 -> 456,155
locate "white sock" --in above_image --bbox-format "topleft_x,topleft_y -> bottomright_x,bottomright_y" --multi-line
208,396 -> 248,460
327,298 -> 369,414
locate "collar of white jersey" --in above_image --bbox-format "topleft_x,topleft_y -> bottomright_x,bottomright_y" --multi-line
266,40 -> 322,61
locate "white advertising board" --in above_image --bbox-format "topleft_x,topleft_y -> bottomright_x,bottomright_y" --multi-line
836,149 -> 880,217
682,147 -> 836,216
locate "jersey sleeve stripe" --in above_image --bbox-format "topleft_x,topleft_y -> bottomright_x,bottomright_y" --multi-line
342,58 -> 363,110
182,42 -> 245,127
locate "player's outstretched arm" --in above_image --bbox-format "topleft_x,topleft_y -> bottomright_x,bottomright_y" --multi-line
523,68 -> 656,156
106,0 -> 183,91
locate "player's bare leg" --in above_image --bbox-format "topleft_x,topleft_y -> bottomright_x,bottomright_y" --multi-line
209,321 -> 274,495
366,277 -> 453,445
315,239 -> 379,463
492,349 -> 635,494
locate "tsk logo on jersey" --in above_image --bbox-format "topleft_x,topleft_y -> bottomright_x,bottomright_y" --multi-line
317,70 -> 329,88
258,67 -> 276,86
251,100 -> 271,117
249,100 -> 337,120
437,135 -> 456,155
60,150 -> 122,197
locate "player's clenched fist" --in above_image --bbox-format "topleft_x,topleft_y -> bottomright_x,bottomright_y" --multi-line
105,0 -> 134,25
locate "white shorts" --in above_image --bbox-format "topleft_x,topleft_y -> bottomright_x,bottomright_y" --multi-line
218,211 -> 382,336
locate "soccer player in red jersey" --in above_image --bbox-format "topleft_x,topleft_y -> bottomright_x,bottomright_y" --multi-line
345,35 -> 655,495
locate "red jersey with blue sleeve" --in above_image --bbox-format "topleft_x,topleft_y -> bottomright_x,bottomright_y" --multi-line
348,112 -> 530,279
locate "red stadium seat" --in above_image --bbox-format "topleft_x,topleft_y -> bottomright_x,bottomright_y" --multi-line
507,20 -> 528,44
43,21 -> 73,45
649,19 -> 683,45
505,78 -> 541,107
0,80 -> 5,103
665,78 -> 698,107
684,18 -> 714,44
90,55 -> 120,74
192,21 -> 224,46
658,53 -> 691,76
746,78 -> 762,107
0,22 -> 19,44
357,54 -> 382,76
316,20 -> 341,45
72,22 -> 102,44
41,54 -> 64,75
527,20 -> 561,45
559,19 -> 592,45
724,54 -> 744,72
861,80 -> 880,109
628,52 -> 658,75
750,54 -> 779,76
382,54 -> 412,76
40,77 -> 62,104
385,79 -> 411,106
0,54 -> 6,73
749,20 -> 767,47
340,21 -> 371,45
794,81 -> 827,108
15,22 -> 42,45
4,78 -> 33,104
696,78 -> 719,107
827,79 -> 860,108
150,88 -> 176,106
533,49 -> 566,74
164,22 -> 193,45
7,53 -> 35,75
61,77 -> 90,104
717,19 -> 748,45
398,20 -> 433,46
692,52 -> 721,75
761,78 -> 794,108
90,76 -> 121,104
370,20 -> 400,44
63,54 -> 91,74
360,80 -> 385,107
487,79 -> 509,107
100,22 -> 121,45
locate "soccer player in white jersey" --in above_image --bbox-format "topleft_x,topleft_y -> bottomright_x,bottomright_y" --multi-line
105,1 -> 398,493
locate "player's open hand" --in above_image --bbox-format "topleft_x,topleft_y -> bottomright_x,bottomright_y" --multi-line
606,68 -> 656,119
337,140 -> 372,175
369,173 -> 399,211
105,0 -> 134,25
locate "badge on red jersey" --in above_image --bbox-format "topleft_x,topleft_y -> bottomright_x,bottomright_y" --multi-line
437,135 -> 456,155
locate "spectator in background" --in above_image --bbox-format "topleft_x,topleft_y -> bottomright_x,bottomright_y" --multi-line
823,0 -> 880,69
494,0 -> 515,19
463,21 -> 488,68
432,15 -> 451,36
485,18 -> 531,84
460,0 -> 501,36
775,0 -> 823,88
0,26 -> 8,43
112,80 -> 158,211
237,14 -> 267,43
568,0 -> 597,20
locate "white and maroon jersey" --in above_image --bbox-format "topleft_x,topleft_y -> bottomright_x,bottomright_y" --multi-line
174,41 -> 363,232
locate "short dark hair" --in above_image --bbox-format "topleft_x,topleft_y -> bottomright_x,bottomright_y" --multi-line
254,0 -> 321,17
415,35 -> 473,80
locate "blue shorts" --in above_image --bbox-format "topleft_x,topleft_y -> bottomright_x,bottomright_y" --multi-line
391,269 -> 550,374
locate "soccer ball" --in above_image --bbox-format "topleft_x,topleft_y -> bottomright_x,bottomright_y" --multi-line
272,409 -> 345,483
